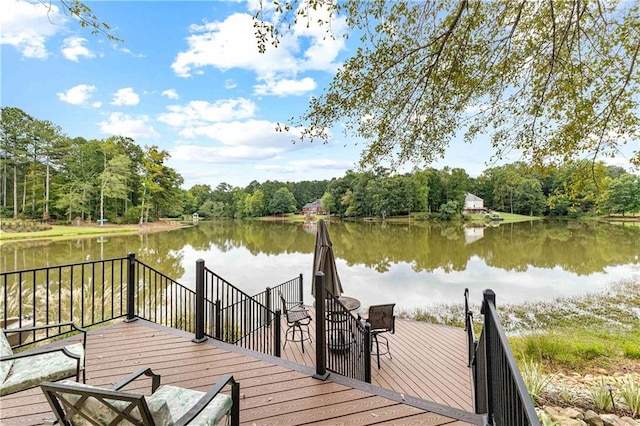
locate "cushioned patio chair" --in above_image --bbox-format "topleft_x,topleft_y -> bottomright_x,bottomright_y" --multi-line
279,292 -> 311,353
1,322 -> 86,396
359,304 -> 395,369
41,367 -> 240,426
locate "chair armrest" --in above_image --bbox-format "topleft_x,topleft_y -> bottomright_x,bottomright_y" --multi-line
174,375 -> 239,426
4,322 -> 87,350
1,345 -> 82,362
391,316 -> 396,334
4,322 -> 85,334
111,367 -> 161,393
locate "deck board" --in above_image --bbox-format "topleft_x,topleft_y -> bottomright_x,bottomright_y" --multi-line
0,319 -> 480,425
280,306 -> 473,411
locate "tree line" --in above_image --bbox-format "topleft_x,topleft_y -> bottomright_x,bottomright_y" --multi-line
1,107 -> 183,224
2,107 -> 638,224
188,162 -> 639,220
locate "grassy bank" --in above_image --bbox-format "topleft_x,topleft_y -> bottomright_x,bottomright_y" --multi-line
466,211 -> 542,224
402,277 -> 640,374
0,221 -> 183,242
257,211 -> 540,224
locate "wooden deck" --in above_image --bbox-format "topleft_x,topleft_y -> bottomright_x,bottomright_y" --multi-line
0,320 -> 481,425
281,307 -> 474,411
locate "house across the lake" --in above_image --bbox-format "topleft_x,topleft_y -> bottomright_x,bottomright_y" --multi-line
301,199 -> 325,215
463,193 -> 485,214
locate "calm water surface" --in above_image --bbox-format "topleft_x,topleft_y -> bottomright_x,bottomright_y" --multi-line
1,220 -> 639,311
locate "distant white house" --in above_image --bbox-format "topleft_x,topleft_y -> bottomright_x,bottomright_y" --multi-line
464,193 -> 485,214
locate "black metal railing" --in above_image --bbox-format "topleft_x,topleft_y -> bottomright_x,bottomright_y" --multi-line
1,256 -> 130,348
468,289 -> 540,426
1,254 -> 288,358
312,272 -> 371,383
133,256 -> 196,333
201,263 -> 281,356
464,288 -> 478,367
253,273 -> 304,315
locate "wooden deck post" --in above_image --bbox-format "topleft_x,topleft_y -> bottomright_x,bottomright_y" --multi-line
192,259 -> 207,343
313,272 -> 329,380
124,252 -> 137,322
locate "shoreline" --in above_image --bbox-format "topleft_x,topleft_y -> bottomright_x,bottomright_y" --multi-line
0,220 -> 186,243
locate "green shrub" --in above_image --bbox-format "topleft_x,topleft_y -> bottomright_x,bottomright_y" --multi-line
591,377 -> 613,411
575,341 -> 606,360
521,334 -> 565,361
520,359 -> 554,403
623,343 -> 640,359
617,375 -> 640,417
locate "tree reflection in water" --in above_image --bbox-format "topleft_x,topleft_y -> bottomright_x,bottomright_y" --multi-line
1,219 -> 638,310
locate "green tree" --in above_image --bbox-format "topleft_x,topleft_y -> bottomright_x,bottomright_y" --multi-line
139,146 -> 183,222
513,178 -> 546,216
411,170 -> 430,213
55,138 -> 101,222
248,189 -> 266,217
269,187 -> 297,216
600,174 -> 640,216
98,153 -> 132,224
198,200 -> 225,219
0,107 -> 33,218
321,191 -> 336,216
233,189 -> 249,219
260,1 -> 640,170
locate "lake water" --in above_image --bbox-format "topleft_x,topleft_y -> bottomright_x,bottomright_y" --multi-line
1,219 -> 639,311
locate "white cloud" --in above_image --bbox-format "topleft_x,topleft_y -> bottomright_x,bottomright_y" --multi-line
254,77 -> 317,96
171,144 -> 284,163
254,158 -> 354,174
161,89 -> 179,100
169,119 -> 308,164
98,112 -> 159,139
171,9 -> 346,79
0,0 -> 66,58
111,88 -> 140,106
61,37 -> 95,62
224,79 -> 237,89
158,98 -> 256,127
57,84 -> 97,105
111,43 -> 145,58
176,119 -> 300,146
92,101 -> 103,108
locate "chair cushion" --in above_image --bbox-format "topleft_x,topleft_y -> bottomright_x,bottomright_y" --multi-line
148,384 -> 233,426
0,332 -> 14,385
0,343 -> 84,396
52,380 -> 170,426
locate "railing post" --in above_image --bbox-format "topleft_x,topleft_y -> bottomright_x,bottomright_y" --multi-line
482,289 -> 496,426
215,299 -> 222,340
124,252 -> 137,322
364,322 -> 372,383
298,273 -> 303,305
192,259 -> 207,343
266,287 -> 272,325
274,309 -> 281,357
313,271 -> 329,380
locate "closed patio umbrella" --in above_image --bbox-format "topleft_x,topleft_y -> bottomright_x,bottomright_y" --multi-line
312,219 -> 343,298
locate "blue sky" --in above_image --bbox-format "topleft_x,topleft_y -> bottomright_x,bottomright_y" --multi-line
2,1 -> 636,189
